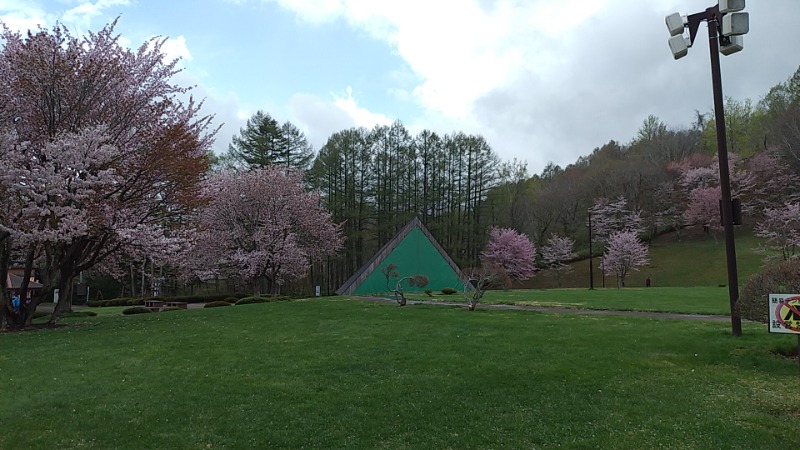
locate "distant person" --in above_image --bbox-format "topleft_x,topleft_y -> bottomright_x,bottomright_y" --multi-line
645,276 -> 651,288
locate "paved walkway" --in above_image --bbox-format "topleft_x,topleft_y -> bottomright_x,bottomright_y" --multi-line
353,296 -> 735,322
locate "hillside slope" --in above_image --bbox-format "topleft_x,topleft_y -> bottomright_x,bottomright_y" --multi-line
523,227 -> 772,289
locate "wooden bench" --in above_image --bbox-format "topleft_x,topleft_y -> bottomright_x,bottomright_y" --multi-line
144,300 -> 165,311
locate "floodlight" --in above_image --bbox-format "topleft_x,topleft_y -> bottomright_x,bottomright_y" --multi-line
668,34 -> 689,59
720,35 -> 744,55
719,0 -> 745,13
665,13 -> 685,37
722,12 -> 749,36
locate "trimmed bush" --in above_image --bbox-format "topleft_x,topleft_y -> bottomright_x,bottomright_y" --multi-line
89,297 -> 145,307
224,296 -> 238,303
235,296 -> 271,305
160,307 -> 183,312
739,258 -> 800,323
204,301 -> 233,308
235,295 -> 290,305
441,288 -> 458,295
122,306 -> 152,315
61,311 -> 98,318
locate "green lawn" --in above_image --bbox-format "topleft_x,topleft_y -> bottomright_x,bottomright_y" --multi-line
409,286 -> 735,315
1,298 -> 797,449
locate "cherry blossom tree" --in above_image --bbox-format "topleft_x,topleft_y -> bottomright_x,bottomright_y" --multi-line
0,20 -> 215,326
541,235 -> 576,287
192,167 -> 343,296
480,227 -> 535,286
589,196 -> 643,242
738,149 -> 800,218
601,231 -> 650,288
683,187 -> 723,241
755,203 -> 800,261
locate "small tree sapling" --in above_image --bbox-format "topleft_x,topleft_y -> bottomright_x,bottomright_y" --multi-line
381,263 -> 429,306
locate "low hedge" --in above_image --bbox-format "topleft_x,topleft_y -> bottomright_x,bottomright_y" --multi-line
88,297 -> 145,307
235,296 -> 288,305
204,301 -> 233,308
89,293 -> 249,308
122,306 -> 152,315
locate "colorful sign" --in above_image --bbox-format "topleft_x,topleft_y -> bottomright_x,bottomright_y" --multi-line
768,294 -> 800,334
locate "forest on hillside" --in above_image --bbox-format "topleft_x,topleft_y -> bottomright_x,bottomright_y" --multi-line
211,66 -> 800,294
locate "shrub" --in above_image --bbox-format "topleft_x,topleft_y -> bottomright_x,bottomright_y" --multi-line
61,311 -> 98,318
424,289 -> 433,297
235,296 -> 272,305
224,296 -> 238,303
441,288 -> 458,295
89,297 -> 145,307
739,259 -> 800,323
122,306 -> 152,315
160,307 -> 183,312
204,301 -> 233,308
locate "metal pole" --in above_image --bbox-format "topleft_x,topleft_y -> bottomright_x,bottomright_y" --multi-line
706,8 -> 743,337
588,211 -> 594,290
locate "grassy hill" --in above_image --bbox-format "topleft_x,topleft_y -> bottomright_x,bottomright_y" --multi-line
524,226 -> 772,289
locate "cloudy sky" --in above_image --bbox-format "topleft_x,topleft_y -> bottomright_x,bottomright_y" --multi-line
2,0 -> 798,174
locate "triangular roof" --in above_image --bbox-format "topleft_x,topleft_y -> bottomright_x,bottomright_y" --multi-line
6,273 -> 43,290
337,217 -> 467,295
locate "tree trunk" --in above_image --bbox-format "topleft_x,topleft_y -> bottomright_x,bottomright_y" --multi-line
50,272 -> 75,325
20,244 -> 38,326
0,232 -> 11,330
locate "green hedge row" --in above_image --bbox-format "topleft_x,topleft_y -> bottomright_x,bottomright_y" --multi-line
89,293 -> 250,308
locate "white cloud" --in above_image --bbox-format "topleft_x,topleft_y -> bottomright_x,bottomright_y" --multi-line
160,35 -> 192,62
273,0 -> 344,24
332,86 -> 392,129
61,0 -> 130,30
0,1 -> 50,32
288,88 -> 393,150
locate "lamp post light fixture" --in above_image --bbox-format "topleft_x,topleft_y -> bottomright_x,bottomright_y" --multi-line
665,1 -> 749,337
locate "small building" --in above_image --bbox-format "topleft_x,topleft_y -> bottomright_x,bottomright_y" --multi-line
337,217 -> 467,295
5,264 -> 43,300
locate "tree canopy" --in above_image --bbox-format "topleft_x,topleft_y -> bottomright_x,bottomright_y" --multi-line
0,19 -> 215,326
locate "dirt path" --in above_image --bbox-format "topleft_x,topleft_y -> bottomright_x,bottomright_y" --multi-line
353,296 -> 736,322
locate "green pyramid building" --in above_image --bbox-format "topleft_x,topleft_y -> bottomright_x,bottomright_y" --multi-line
337,217 -> 466,295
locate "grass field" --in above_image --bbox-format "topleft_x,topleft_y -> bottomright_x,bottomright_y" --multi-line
2,297 -> 798,449
408,286 -> 736,315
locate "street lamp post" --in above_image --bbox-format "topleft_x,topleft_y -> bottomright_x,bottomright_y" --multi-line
588,210 -> 594,290
665,1 -> 749,337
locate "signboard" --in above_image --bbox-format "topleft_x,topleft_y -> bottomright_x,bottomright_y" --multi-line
768,294 -> 800,334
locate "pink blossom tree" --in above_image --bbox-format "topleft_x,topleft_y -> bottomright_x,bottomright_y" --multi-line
541,235 -> 576,287
755,203 -> 800,261
480,227 -> 535,287
601,231 -> 650,288
682,187 -> 723,242
193,167 -> 343,296
0,20 -> 215,326
589,196 -> 643,243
